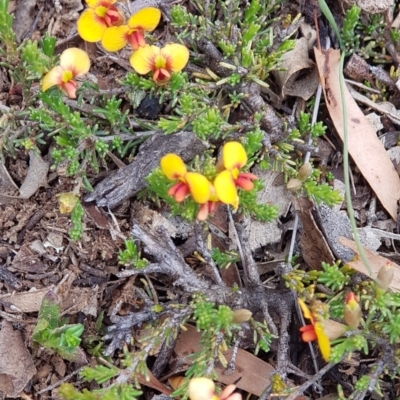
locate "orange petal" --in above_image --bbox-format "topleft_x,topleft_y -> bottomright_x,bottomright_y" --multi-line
168,182 -> 189,202
298,299 -> 314,322
235,173 -> 256,191
314,322 -> 331,361
42,66 -> 63,92
77,8 -> 107,42
130,45 -> 158,75
185,172 -> 211,204
299,324 -> 317,342
197,203 -> 210,221
60,48 -> 90,76
222,141 -> 247,171
101,25 -> 129,52
214,170 -> 239,209
128,7 -> 161,31
161,43 -> 189,72
62,80 -> 78,99
160,153 -> 187,180
219,385 -> 237,400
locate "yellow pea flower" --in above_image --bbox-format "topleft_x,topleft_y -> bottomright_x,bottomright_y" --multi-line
77,0 -> 125,43
298,298 -> 347,361
41,48 -> 90,99
130,43 -> 189,84
214,142 -> 257,209
160,154 -> 211,216
101,7 -> 161,52
188,377 -> 242,400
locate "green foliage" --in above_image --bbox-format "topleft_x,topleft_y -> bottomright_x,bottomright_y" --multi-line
330,335 -> 368,363
341,5 -> 361,53
59,383 -> 142,400
303,180 -> 343,207
239,180 -> 280,221
211,248 -> 239,269
81,365 -> 119,384
318,261 -> 350,291
250,319 -> 273,355
69,200 -> 84,241
32,291 -> 84,361
118,239 -> 149,269
192,298 -> 235,333
0,0 -> 17,59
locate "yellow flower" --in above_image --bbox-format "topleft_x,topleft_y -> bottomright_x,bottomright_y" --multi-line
42,48 -> 90,99
101,7 -> 161,52
214,142 -> 257,209
298,298 -> 347,361
77,0 -> 125,43
161,154 -> 211,220
188,378 -> 242,400
130,43 -> 189,84
57,192 -> 79,214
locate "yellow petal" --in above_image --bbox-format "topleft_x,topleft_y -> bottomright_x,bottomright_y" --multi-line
130,45 -> 158,74
128,7 -> 161,31
161,43 -> 189,72
86,0 -> 115,7
101,25 -> 129,52
60,48 -> 90,76
160,153 -> 187,180
214,170 -> 239,209
185,172 -> 211,204
188,377 -> 216,400
314,322 -> 331,361
42,66 -> 63,91
298,299 -> 313,322
77,8 -> 107,42
223,141 -> 247,171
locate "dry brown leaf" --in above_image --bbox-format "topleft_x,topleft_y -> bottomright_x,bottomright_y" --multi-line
19,151 -> 49,199
0,321 -> 36,398
0,287 -> 52,313
274,37 -> 318,100
338,236 -> 400,291
293,197 -> 335,269
314,48 -> 400,220
173,324 -> 273,396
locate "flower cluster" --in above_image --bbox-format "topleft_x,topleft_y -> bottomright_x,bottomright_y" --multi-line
160,142 -> 257,221
188,377 -> 242,400
77,1 -> 189,85
41,48 -> 90,99
298,293 -> 361,361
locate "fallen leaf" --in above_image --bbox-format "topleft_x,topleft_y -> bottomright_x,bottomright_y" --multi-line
314,48 -> 400,220
0,288 -> 52,313
0,320 -> 36,398
19,151 -> 49,199
339,236 -> 400,291
274,37 -> 318,100
293,197 -> 335,270
173,324 -> 273,396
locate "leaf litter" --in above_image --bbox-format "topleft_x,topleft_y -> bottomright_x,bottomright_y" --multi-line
1,0 -> 400,399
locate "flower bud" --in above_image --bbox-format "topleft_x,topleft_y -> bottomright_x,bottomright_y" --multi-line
298,163 -> 313,181
287,178 -> 303,192
320,319 -> 347,340
188,378 -> 216,400
376,262 -> 393,292
344,292 -> 361,329
232,309 -> 252,324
